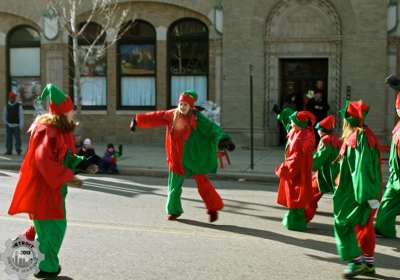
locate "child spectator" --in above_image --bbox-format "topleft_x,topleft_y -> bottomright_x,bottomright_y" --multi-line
78,138 -> 102,173
100,143 -> 122,174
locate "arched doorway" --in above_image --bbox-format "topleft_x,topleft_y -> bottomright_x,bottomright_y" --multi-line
265,0 -> 342,145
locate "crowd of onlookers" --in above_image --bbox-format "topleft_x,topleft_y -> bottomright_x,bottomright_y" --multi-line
76,138 -> 122,174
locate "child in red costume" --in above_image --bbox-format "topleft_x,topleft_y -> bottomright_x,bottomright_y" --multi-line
8,84 -> 93,279
275,110 -> 316,231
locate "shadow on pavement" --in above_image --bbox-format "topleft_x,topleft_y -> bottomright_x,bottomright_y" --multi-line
45,277 -> 74,280
177,219 -> 400,270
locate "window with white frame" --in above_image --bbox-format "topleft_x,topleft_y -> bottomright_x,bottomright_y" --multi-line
7,26 -> 41,109
73,22 -> 107,109
118,20 -> 156,109
168,18 -> 209,107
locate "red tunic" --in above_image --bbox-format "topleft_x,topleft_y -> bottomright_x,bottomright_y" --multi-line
8,123 -> 75,220
276,127 -> 315,208
135,109 -> 196,176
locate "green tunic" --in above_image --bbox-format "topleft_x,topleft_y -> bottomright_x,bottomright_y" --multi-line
313,139 -> 339,194
183,111 -> 230,177
375,123 -> 400,238
333,129 -> 381,261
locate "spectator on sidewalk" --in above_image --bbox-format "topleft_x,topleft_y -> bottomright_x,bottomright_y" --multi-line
99,143 -> 122,174
2,91 -> 24,155
77,138 -> 102,173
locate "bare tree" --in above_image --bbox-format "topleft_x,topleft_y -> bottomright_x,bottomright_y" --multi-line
46,0 -> 133,118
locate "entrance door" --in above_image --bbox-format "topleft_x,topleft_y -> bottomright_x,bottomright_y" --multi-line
278,58 -> 328,144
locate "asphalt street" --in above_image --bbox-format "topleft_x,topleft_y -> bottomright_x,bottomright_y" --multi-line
0,170 -> 398,280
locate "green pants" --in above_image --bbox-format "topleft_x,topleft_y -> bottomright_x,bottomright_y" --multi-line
33,185 -> 67,273
167,172 -> 184,215
282,208 -> 307,231
375,187 -> 400,238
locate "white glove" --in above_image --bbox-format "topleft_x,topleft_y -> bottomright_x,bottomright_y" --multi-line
368,200 -> 380,209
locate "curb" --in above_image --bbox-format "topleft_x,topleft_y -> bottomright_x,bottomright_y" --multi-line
0,163 -> 278,183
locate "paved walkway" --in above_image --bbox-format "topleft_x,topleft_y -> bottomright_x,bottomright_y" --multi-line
0,143 -> 285,182
0,142 -> 390,182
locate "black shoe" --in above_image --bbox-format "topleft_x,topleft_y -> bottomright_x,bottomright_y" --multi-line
34,266 -> 61,279
16,150 -> 22,156
3,152 -> 11,156
208,211 -> 218,223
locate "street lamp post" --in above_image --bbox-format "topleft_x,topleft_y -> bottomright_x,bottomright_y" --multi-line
250,64 -> 254,170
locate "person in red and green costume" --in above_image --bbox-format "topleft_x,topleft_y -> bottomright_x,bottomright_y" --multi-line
130,90 -> 235,222
304,115 -> 341,221
8,84 -> 94,279
375,76 -> 400,238
275,108 -> 316,231
334,100 -> 382,278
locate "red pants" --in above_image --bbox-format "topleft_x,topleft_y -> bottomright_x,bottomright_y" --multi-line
355,209 -> 376,257
193,175 -> 224,213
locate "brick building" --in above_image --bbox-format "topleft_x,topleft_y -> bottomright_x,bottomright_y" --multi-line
0,0 -> 390,146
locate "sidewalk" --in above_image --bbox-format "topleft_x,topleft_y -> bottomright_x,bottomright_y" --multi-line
0,143 -> 390,182
0,143 -> 285,182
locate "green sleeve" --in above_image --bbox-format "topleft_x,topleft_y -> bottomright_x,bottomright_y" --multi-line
313,142 -> 331,171
63,150 -> 85,173
277,107 -> 295,133
347,132 -> 382,204
387,140 -> 400,191
195,111 -> 230,147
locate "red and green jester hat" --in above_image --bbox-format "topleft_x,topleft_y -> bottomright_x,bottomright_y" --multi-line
375,91 -> 400,238
333,100 -> 382,275
275,110 -> 316,231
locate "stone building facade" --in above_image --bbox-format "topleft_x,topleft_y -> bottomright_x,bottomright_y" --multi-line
0,0 -> 389,146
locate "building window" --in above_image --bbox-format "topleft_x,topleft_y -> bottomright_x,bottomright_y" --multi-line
117,20 -> 156,109
7,26 -> 41,109
71,22 -> 107,109
168,18 -> 209,107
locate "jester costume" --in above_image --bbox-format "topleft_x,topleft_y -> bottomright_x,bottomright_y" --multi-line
304,115 -> 341,221
375,92 -> 400,239
334,100 -> 381,277
275,109 -> 316,231
131,90 -> 234,222
8,84 -> 85,278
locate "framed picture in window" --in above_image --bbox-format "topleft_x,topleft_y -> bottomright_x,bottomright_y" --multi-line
120,44 -> 155,75
10,77 -> 41,107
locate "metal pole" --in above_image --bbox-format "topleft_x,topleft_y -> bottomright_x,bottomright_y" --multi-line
250,64 -> 254,170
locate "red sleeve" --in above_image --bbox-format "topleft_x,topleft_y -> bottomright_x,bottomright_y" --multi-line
135,110 -> 172,128
283,148 -> 301,178
34,131 -> 74,189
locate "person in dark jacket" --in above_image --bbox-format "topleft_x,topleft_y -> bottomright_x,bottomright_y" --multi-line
77,138 -> 102,172
2,91 -> 24,155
